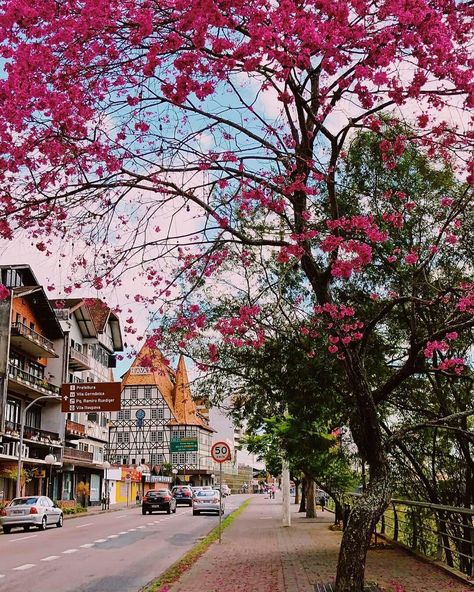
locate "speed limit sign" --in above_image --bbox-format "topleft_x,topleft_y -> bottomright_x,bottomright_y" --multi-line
211,441 -> 232,463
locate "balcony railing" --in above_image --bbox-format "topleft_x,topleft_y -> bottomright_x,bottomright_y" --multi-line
63,447 -> 94,463
8,365 -> 60,396
10,321 -> 56,356
66,419 -> 86,436
4,421 -> 62,446
69,348 -> 91,370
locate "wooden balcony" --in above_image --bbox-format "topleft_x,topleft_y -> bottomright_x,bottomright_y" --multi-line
66,419 -> 86,436
10,322 -> 58,358
69,348 -> 91,371
63,447 -> 94,463
4,421 -> 62,447
8,365 -> 61,399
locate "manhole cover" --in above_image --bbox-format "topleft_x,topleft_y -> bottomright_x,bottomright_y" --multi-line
315,584 -> 380,592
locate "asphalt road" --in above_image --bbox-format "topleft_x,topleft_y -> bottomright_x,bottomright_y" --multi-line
0,495 -> 249,592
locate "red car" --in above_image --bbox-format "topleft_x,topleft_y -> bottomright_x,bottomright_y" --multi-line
171,485 -> 193,506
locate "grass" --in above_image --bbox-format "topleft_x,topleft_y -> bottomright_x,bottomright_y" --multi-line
141,498 -> 251,592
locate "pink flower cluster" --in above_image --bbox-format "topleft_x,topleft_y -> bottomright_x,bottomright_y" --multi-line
215,305 -> 265,348
0,284 -> 10,301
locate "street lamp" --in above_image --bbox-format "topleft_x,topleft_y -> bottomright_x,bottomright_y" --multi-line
210,473 -> 215,487
172,468 -> 178,486
103,461 -> 111,509
136,459 -> 149,500
16,394 -> 61,498
44,453 -> 55,499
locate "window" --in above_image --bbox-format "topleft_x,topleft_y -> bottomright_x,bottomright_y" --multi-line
171,453 -> 186,464
131,387 -> 138,398
26,405 -> 41,429
6,398 -> 20,424
188,453 -> 197,464
150,431 -> 163,443
117,409 -> 131,420
150,453 -> 165,465
117,432 -> 130,444
151,408 -> 164,420
144,386 -> 152,399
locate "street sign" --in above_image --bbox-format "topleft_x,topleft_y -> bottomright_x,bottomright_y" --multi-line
170,437 -> 198,453
211,441 -> 232,463
61,382 -> 121,412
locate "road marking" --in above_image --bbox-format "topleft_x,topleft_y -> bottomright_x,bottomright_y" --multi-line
62,549 -> 78,554
146,522 -> 155,525
13,564 -> 35,571
137,525 -> 146,529
119,531 -> 128,534
80,544 -> 94,548
0,575 -> 5,579
41,556 -> 60,562
127,528 -> 136,532
107,534 -> 119,538
94,539 -> 107,543
76,522 -> 93,529
10,535 -> 37,542
115,515 -> 128,519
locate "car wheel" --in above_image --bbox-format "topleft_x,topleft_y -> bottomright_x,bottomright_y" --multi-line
56,514 -> 63,528
23,525 -> 30,531
39,516 -> 47,531
167,507 -> 171,514
173,507 -> 177,514
188,501 -> 193,507
193,511 -> 199,516
142,508 -> 147,515
2,526 -> 11,534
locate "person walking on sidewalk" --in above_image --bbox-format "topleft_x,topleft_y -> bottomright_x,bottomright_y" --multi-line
271,484 -> 277,499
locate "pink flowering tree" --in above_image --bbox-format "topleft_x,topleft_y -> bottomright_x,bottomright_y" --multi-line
0,1 -> 473,589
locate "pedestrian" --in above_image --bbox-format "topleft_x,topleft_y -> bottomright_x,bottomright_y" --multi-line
271,484 -> 277,499
135,493 -> 140,505
320,495 -> 326,511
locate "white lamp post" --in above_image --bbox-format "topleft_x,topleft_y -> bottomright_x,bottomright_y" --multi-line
103,461 -> 111,509
210,473 -> 215,487
136,460 -> 149,500
171,468 -> 178,486
44,453 -> 55,500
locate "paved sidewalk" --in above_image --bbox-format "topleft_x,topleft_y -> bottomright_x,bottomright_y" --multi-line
167,496 -> 472,592
63,500 -> 134,520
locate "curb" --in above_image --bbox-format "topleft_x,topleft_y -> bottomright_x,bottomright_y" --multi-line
63,505 -> 133,521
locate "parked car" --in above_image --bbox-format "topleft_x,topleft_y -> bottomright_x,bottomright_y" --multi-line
142,489 -> 177,515
193,489 -> 224,515
0,496 -> 63,534
191,486 -> 203,497
171,485 -> 193,506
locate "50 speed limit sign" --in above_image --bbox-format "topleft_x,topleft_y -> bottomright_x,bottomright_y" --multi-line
211,441 -> 232,463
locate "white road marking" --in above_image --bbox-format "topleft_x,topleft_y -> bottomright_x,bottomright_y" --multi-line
119,531 -> 128,534
127,528 -> 136,532
107,534 -> 119,538
137,525 -> 146,529
76,522 -> 93,529
94,539 -> 107,543
115,515 -> 128,519
10,535 -> 37,542
80,544 -> 94,548
13,564 -> 36,571
41,556 -> 60,562
62,549 -> 78,554
146,522 -> 155,525
0,575 -> 5,579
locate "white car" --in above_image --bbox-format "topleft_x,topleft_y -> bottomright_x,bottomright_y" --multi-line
193,489 -> 224,515
1,496 -> 63,533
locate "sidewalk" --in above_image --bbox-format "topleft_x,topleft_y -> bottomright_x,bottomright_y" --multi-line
168,495 -> 472,592
63,500 -> 134,520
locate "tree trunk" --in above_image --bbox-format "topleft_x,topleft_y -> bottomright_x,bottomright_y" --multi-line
294,479 -> 300,505
299,477 -> 306,513
335,463 -> 391,592
306,479 -> 316,518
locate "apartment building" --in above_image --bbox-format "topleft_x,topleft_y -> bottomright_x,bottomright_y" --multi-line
0,265 -> 64,500
49,298 -> 123,505
108,345 -> 215,489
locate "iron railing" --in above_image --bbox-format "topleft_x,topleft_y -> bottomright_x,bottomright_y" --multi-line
10,321 -> 55,352
335,494 -> 474,577
8,365 -> 60,395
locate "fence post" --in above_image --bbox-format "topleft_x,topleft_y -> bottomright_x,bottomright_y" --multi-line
392,503 -> 399,542
411,508 -> 418,550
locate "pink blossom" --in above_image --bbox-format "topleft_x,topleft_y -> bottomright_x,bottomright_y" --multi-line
0,284 -> 10,301
404,251 -> 418,265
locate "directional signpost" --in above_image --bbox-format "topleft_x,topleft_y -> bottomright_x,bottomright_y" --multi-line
61,382 -> 121,412
211,441 -> 233,543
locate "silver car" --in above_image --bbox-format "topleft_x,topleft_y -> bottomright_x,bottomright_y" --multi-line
0,496 -> 63,533
192,489 -> 225,515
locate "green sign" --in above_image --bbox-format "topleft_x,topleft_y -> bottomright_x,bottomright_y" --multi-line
170,437 -> 198,453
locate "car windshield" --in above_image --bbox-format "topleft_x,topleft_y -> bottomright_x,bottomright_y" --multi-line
174,487 -> 189,492
197,490 -> 218,497
10,497 -> 38,506
146,491 -> 166,496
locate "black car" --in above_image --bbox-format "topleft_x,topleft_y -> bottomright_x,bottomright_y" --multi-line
142,489 -> 177,515
171,485 -> 193,506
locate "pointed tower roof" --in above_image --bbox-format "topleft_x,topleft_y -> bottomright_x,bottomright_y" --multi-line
171,355 -> 214,432
121,343 -> 177,417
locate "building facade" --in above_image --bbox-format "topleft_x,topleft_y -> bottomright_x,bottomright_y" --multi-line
0,265 -> 64,501
108,346 -> 215,486
49,298 -> 123,505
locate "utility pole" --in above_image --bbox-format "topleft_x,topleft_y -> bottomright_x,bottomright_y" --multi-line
282,456 -> 291,527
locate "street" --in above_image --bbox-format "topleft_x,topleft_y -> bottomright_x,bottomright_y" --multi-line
0,495 -> 249,592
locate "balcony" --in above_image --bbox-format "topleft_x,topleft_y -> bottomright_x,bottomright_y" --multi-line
10,322 -> 58,358
8,365 -> 61,399
69,348 -> 91,371
66,419 -> 86,436
63,447 -> 94,463
4,421 -> 62,447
